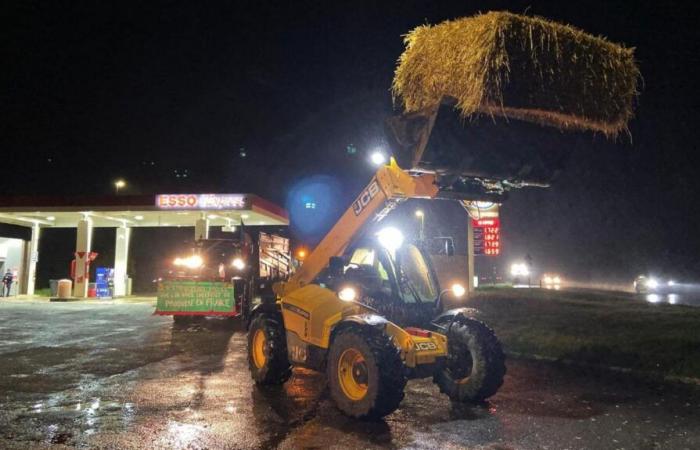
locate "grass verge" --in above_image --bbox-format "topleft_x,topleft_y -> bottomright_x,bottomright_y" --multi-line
467,288 -> 700,380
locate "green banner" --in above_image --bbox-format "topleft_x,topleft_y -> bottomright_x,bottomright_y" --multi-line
156,281 -> 235,314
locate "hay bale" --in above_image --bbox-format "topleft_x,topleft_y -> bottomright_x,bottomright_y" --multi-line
392,11 -> 639,137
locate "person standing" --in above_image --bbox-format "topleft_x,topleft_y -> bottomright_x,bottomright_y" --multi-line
2,270 -> 13,297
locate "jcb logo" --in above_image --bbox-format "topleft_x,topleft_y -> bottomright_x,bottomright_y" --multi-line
352,180 -> 380,216
415,342 -> 437,351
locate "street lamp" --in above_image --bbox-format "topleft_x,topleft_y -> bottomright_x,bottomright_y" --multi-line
415,209 -> 425,241
114,179 -> 126,194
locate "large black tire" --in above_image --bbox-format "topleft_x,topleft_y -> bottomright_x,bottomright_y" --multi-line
434,317 -> 506,402
327,326 -> 406,420
247,313 -> 292,385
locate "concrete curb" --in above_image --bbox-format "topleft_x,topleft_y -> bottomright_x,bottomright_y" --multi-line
505,350 -> 700,387
49,297 -> 81,302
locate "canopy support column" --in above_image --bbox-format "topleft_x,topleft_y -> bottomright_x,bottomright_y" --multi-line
113,226 -> 130,297
73,218 -> 93,298
195,216 -> 209,241
23,223 -> 40,295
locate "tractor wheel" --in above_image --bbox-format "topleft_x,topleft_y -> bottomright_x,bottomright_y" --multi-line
434,317 -> 505,402
247,313 -> 291,385
327,327 -> 406,419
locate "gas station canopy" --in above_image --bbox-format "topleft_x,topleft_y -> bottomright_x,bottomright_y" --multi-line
0,193 -> 288,298
0,193 -> 288,228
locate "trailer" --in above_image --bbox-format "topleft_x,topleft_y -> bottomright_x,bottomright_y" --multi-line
155,229 -> 291,324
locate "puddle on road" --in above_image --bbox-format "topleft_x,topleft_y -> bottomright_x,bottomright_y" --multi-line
160,421 -> 208,448
6,395 -> 140,446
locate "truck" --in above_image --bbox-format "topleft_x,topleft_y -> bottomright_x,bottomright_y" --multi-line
155,228 -> 291,325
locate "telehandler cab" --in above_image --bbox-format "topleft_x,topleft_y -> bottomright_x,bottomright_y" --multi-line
246,145 -> 512,419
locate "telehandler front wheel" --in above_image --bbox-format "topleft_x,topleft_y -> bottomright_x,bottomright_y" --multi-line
327,327 -> 406,420
247,313 -> 291,385
434,317 -> 506,402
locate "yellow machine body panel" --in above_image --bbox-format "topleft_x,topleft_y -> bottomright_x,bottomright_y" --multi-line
280,284 -> 447,368
281,284 -> 360,348
385,322 -> 448,367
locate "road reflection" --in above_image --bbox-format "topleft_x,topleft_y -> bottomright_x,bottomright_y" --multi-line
645,292 -> 696,305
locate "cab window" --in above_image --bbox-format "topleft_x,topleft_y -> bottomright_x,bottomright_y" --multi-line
396,244 -> 438,303
349,248 -> 375,266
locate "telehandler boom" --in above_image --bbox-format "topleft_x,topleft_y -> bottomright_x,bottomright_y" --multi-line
275,158 -> 439,296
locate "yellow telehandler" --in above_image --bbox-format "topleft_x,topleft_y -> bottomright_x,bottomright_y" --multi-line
247,136 -> 510,418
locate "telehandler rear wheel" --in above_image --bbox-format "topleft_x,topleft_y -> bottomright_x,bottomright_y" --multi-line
327,327 -> 406,420
434,317 -> 505,402
247,313 -> 291,385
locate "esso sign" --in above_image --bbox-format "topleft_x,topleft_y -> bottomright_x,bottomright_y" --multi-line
472,218 -> 500,227
157,194 -> 198,208
156,194 -> 246,210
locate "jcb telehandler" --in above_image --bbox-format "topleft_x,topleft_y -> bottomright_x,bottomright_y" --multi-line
243,101 -> 576,418
247,158 -> 511,419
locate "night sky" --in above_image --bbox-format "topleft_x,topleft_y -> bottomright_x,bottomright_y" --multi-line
3,1 -> 700,287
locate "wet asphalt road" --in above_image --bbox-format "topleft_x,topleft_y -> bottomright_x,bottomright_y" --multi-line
1,300 -> 699,449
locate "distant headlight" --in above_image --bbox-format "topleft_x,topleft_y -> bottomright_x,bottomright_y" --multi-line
667,280 -> 675,286
186,255 -> 203,269
553,276 -> 561,284
174,255 -> 204,269
338,286 -> 357,302
231,257 -> 246,270
646,278 -> 658,289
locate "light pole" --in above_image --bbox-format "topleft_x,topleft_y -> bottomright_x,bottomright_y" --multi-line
415,209 -> 425,241
114,179 -> 126,195
525,253 -> 533,288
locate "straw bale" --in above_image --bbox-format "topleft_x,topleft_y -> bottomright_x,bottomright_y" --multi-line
392,11 -> 639,136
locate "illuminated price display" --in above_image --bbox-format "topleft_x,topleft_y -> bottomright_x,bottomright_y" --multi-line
472,218 -> 500,257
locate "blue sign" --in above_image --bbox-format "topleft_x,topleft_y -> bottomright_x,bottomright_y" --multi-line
95,267 -> 114,298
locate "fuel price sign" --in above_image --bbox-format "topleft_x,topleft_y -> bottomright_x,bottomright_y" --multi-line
472,218 -> 500,256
